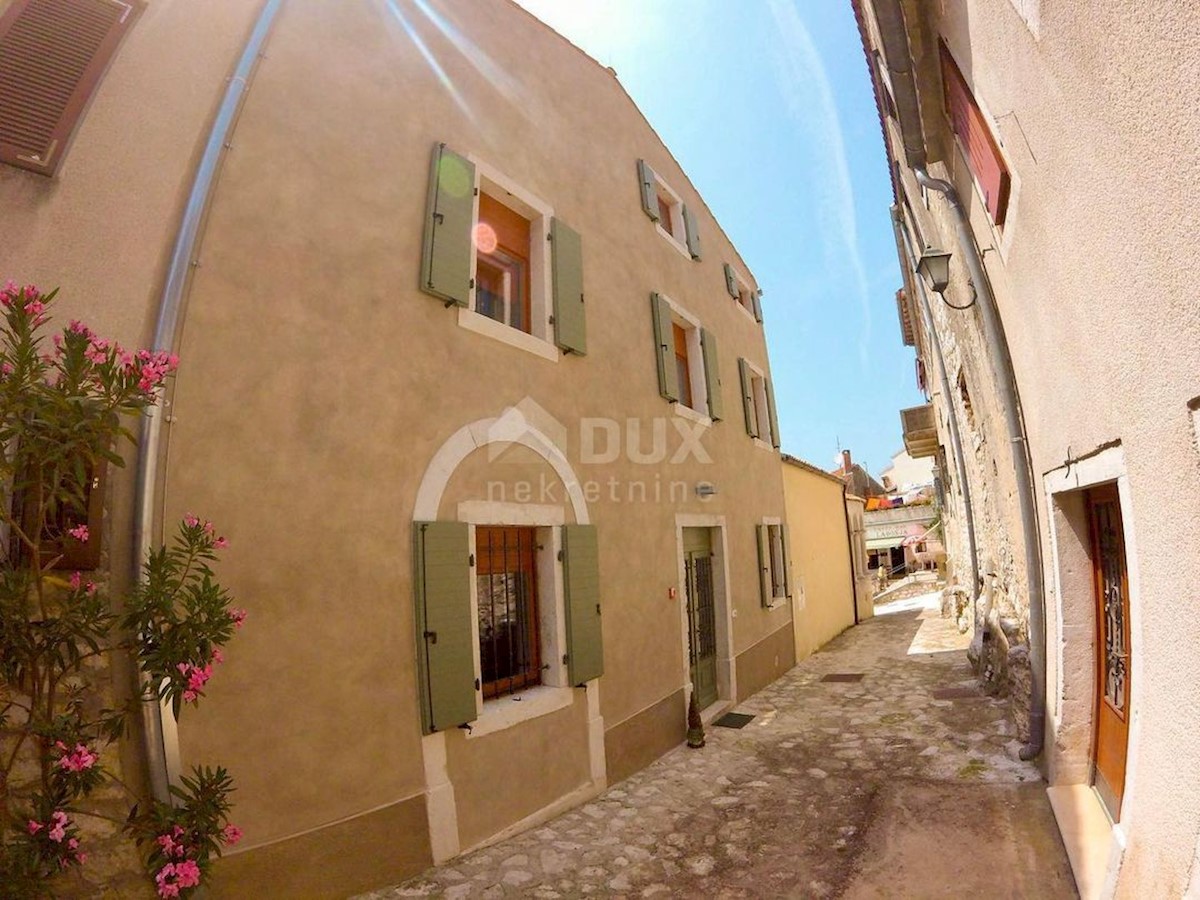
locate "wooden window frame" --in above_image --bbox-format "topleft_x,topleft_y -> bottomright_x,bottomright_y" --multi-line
672,322 -> 693,410
475,192 -> 533,335
0,0 -> 144,177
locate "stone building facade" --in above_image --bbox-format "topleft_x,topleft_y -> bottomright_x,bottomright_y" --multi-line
854,0 -> 1200,896
0,0 -> 797,893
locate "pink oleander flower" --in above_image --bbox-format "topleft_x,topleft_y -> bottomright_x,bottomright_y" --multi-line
213,536 -> 228,550
86,581 -> 97,595
202,521 -> 214,537
221,824 -> 243,846
27,820 -> 42,834
69,571 -> 82,590
67,524 -> 89,542
211,647 -> 225,665
155,864 -> 181,899
55,741 -> 98,773
230,608 -> 247,629
183,513 -> 200,528
68,319 -> 88,335
175,859 -> 201,888
48,810 -> 68,843
0,362 -> 11,377
182,689 -> 197,703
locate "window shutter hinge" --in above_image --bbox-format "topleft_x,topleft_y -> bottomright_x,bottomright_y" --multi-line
469,553 -> 475,566
548,315 -> 556,325
459,722 -> 473,733
474,678 -> 481,690
596,603 -> 601,615
423,630 -> 438,645
469,278 -> 475,289
474,187 -> 479,196
557,549 -> 564,562
562,653 -> 569,665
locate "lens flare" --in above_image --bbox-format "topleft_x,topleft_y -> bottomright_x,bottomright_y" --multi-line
474,222 -> 498,254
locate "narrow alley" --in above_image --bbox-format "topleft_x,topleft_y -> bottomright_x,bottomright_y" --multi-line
365,589 -> 1075,899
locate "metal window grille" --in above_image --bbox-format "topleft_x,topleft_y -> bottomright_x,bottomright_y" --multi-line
476,526 -> 541,699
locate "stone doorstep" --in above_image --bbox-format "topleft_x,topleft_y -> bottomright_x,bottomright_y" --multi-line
1046,784 -> 1116,900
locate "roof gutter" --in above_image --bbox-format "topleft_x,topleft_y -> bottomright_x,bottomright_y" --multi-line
133,0 -> 284,803
872,0 -> 1046,760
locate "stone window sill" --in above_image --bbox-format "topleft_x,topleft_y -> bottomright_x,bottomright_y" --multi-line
466,685 -> 574,740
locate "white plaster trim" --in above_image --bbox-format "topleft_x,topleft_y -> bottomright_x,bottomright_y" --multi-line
465,685 -> 575,740
734,301 -> 759,325
457,308 -> 559,362
456,500 -> 565,526
673,515 -> 736,712
1043,444 -> 1140,894
413,417 -> 589,524
752,437 -> 777,453
421,732 -> 460,863
657,293 -> 713,420
656,222 -> 693,260
585,679 -> 607,788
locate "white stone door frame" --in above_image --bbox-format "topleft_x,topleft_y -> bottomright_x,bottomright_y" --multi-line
1043,443 -> 1141,892
674,514 -> 736,718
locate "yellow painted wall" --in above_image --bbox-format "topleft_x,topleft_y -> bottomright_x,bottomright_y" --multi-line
782,459 -> 857,662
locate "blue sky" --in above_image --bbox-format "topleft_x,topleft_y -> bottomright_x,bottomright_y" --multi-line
514,0 -> 922,478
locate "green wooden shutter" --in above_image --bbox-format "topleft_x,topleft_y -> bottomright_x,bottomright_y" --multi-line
637,159 -> 658,221
413,521 -> 477,734
765,379 -> 781,448
700,328 -> 723,422
781,523 -> 793,599
651,293 -> 679,402
551,217 -> 587,355
682,204 -> 701,259
752,291 -> 764,323
723,263 -> 738,299
738,358 -> 758,438
420,143 -> 475,307
756,524 -> 772,607
563,524 -> 604,685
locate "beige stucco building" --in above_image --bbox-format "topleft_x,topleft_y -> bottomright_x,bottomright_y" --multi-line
0,0 -> 798,893
781,455 -> 871,664
854,0 -> 1200,896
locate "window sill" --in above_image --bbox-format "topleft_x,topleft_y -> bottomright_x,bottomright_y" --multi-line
458,308 -> 558,363
766,596 -> 789,611
673,404 -> 712,428
752,437 -> 777,453
466,685 -> 575,740
735,303 -> 759,325
655,223 -> 693,260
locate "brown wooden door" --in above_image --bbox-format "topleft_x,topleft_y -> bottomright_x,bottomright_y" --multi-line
1087,484 -> 1130,819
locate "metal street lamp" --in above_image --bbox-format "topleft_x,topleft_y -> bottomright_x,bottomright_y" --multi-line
916,248 -> 952,294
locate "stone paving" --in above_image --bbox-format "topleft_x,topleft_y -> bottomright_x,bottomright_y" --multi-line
364,591 -> 1075,898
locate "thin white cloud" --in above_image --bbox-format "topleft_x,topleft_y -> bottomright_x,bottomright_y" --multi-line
765,0 -> 872,369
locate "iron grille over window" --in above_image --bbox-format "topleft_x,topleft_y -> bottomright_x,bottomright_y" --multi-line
476,526 -> 541,698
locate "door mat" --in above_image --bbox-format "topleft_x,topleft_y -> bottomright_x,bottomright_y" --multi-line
713,712 -> 755,729
821,673 -> 865,683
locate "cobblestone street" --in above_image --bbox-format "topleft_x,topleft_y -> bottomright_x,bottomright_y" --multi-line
366,592 -> 1075,899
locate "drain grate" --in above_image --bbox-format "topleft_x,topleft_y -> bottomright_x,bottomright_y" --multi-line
820,673 -> 865,683
713,712 -> 755,729
932,686 -> 984,700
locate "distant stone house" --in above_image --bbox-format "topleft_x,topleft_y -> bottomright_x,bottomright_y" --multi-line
829,448 -> 887,499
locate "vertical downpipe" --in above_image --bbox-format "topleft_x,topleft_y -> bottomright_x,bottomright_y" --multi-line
134,0 -> 285,803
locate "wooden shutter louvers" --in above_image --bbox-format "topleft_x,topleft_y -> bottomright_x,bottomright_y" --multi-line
0,0 -> 141,176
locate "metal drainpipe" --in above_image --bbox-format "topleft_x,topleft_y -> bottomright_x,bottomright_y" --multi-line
890,205 -> 979,598
841,483 -> 860,625
911,169 -> 1046,761
133,0 -> 285,803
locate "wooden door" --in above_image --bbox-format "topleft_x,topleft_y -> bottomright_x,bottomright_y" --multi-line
683,528 -> 718,710
1087,484 -> 1130,819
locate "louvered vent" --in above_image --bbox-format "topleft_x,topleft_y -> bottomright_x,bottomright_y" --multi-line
0,0 -> 139,176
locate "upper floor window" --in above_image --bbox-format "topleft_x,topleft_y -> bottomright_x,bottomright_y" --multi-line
421,143 -> 587,359
650,292 -> 723,423
737,358 -> 780,449
938,39 -> 1011,227
723,263 -> 763,323
637,159 -> 701,260
0,0 -> 142,176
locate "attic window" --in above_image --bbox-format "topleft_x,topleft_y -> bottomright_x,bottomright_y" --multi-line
0,0 -> 142,176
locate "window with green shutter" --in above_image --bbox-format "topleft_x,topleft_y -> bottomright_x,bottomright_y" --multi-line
739,358 -> 759,438
637,159 -> 699,262
413,521 -> 478,734
700,328 -> 722,422
420,143 -> 476,307
651,293 -> 679,403
551,217 -> 586,355
756,522 -> 790,608
563,523 -> 603,685
682,205 -> 701,260
724,263 -> 761,322
738,357 -> 781,447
